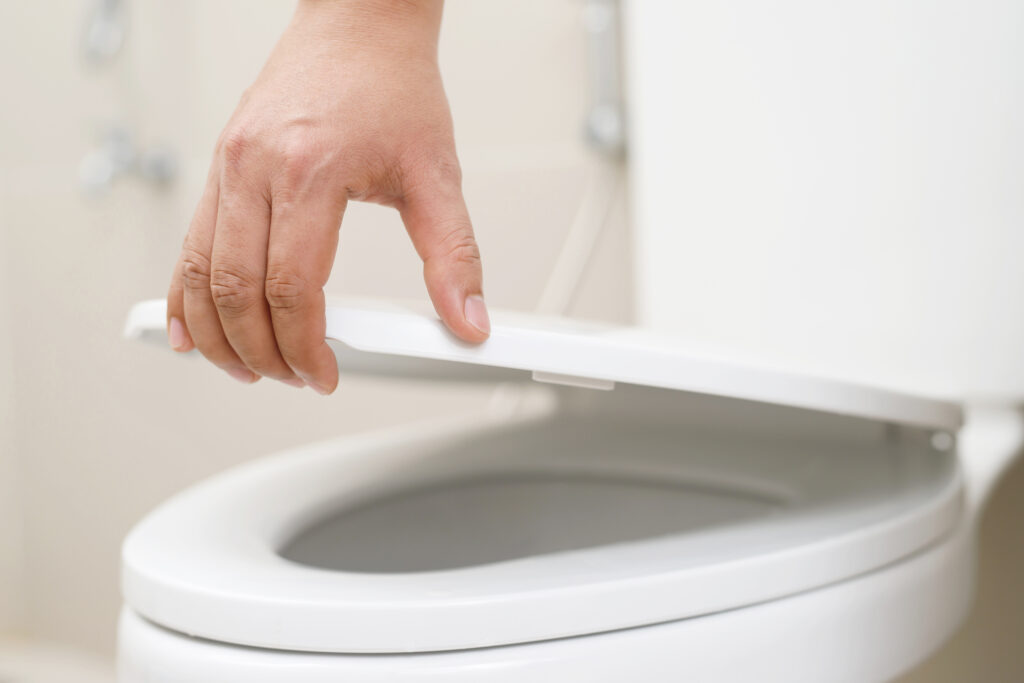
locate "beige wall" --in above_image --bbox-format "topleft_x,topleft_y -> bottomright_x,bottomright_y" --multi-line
0,1 -> 1019,680
0,0 -> 629,658
0,177 -> 23,633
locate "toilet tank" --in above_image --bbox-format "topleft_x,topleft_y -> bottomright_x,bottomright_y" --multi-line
623,0 -> 1024,401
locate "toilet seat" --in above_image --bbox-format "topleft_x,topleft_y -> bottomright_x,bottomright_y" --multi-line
122,299 -> 964,654
118,516 -> 976,683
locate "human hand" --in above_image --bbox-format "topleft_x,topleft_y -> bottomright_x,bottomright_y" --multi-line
166,0 -> 488,395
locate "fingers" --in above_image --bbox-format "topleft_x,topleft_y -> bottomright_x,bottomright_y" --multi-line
169,137 -> 340,392
265,190 -> 346,395
170,143 -> 486,396
210,169 -> 303,386
167,255 -> 195,353
177,166 -> 259,385
167,172 -> 221,355
400,161 -> 489,343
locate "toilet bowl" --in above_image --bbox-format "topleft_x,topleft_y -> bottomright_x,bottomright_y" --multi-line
118,299 -> 1022,682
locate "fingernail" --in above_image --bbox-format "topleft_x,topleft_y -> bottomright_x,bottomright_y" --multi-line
282,377 -> 305,389
464,295 -> 490,335
309,381 -> 332,396
226,367 -> 258,384
296,371 -> 334,396
168,317 -> 190,351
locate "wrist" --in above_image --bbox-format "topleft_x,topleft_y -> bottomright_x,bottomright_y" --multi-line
291,0 -> 444,59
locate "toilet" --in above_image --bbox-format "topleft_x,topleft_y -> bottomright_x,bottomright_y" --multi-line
117,298 -> 1024,683
114,2 -> 1024,677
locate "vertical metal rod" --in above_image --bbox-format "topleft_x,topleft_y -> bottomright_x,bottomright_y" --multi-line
583,0 -> 626,156
83,0 -> 125,63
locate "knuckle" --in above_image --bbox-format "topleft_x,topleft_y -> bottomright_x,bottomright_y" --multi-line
278,137 -> 318,185
181,247 -> 212,291
209,266 -> 262,316
417,153 -> 463,189
264,270 -> 310,311
220,127 -> 254,167
438,224 -> 481,266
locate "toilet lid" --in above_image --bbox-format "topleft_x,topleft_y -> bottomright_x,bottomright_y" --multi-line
125,298 -> 960,431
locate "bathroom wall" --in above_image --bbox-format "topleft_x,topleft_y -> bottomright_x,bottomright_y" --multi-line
0,183 -> 23,633
0,0 -> 630,658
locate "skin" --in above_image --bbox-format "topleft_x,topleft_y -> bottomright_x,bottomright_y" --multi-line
166,0 -> 489,395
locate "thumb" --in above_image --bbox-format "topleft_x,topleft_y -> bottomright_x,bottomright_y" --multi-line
400,167 -> 490,343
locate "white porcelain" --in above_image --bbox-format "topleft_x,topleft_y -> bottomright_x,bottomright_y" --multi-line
625,0 -> 1024,401
118,301 -> 1022,681
125,298 -> 961,431
119,507 -> 973,682
121,398 -> 960,653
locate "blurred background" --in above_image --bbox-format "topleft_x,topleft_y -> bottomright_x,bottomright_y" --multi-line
0,1 -> 1021,680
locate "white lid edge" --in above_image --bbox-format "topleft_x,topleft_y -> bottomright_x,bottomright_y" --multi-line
125,298 -> 962,432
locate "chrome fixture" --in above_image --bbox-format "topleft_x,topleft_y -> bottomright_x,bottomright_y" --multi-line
583,0 -> 626,156
79,2 -> 178,194
79,125 -> 177,195
82,0 -> 125,63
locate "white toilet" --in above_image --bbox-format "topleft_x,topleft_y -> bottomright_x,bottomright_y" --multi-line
117,298 -> 1023,682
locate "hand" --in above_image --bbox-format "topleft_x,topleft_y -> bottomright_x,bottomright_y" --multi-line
165,0 -> 489,395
